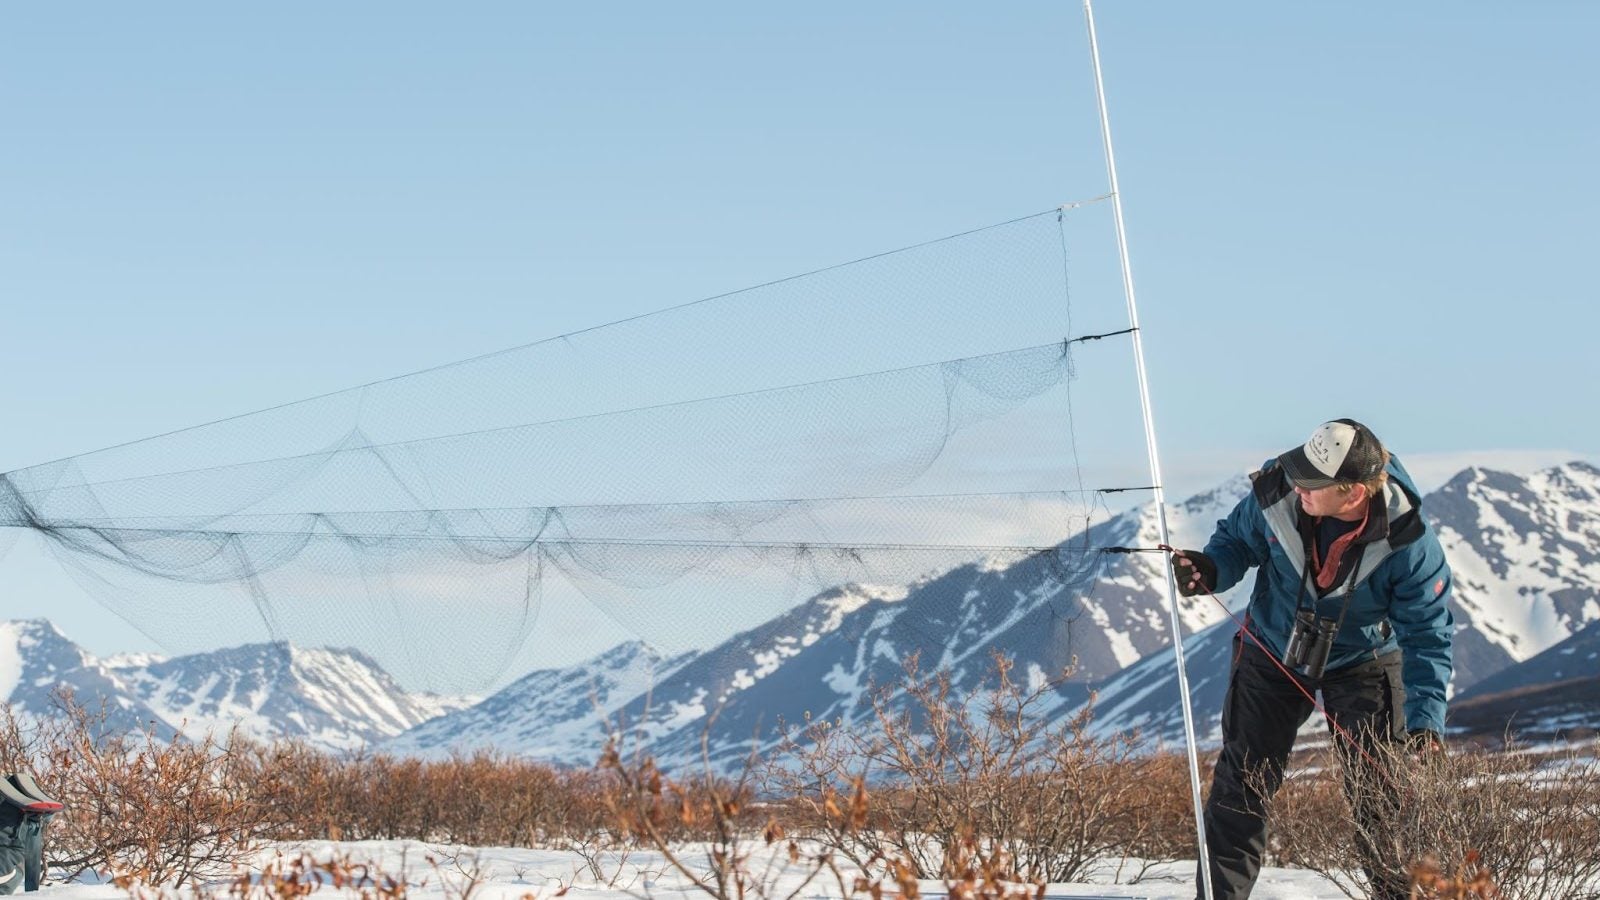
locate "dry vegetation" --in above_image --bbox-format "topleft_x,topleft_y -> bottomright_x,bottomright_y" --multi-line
1262,740 -> 1600,899
761,653 -> 1194,885
4,656 -> 1598,899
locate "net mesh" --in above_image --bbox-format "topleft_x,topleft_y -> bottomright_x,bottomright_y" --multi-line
1,205 -> 1152,692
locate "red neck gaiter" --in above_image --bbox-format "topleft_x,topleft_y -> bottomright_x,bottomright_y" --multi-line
1312,508 -> 1370,591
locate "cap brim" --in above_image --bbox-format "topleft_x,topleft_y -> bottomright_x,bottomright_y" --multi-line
1278,447 -> 1341,489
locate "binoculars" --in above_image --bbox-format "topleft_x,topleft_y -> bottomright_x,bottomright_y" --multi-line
1284,608 -> 1339,679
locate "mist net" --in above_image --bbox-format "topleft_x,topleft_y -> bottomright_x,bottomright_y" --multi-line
1,204 -> 1156,692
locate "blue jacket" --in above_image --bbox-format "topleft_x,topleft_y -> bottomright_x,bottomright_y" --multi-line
1202,455 -> 1455,733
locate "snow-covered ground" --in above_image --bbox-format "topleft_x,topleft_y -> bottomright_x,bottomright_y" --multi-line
38,840 -> 1350,900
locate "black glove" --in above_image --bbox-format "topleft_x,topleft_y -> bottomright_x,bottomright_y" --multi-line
1407,729 -> 1445,755
1169,550 -> 1217,597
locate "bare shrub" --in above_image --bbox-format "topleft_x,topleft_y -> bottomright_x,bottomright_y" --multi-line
425,751 -> 602,848
0,701 -> 53,774
19,648 -> 1590,900
425,849 -> 493,900
597,724 -> 1056,900
25,692 -> 266,885
7,694 -> 611,884
765,652 -> 1185,884
243,738 -> 366,840
596,737 -> 804,900
119,850 -> 411,900
241,739 -> 609,848
1265,742 -> 1600,900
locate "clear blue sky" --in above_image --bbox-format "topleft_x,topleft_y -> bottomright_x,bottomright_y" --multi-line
3,3 -> 1595,662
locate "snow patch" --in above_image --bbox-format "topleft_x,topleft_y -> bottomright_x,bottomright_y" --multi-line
0,622 -> 21,699
823,662 -> 860,699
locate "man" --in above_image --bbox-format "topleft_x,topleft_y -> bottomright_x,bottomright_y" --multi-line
1171,419 -> 1453,900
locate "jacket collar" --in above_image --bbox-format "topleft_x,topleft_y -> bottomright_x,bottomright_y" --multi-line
1252,459 -> 1424,591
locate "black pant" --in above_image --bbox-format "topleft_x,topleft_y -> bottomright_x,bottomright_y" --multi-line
1198,635 -> 1406,900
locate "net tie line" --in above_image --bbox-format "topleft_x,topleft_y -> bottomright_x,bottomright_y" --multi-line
1063,327 -> 1136,350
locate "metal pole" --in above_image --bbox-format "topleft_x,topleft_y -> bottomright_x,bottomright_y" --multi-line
1079,2 -> 1213,896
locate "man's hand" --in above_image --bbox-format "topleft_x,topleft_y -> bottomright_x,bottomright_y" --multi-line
1407,729 -> 1446,756
1169,550 -> 1217,597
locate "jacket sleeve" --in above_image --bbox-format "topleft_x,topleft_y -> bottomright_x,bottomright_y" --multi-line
1202,492 -> 1271,594
1386,532 -> 1455,733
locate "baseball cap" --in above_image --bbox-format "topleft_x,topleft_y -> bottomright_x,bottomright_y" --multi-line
1278,419 -> 1387,489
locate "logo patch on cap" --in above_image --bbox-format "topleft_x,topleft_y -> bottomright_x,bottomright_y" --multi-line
1305,422 -> 1356,478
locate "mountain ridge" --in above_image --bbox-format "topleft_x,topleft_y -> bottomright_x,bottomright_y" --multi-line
1,619 -> 470,752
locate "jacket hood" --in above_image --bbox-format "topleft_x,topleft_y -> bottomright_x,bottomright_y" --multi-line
1378,454 -> 1427,548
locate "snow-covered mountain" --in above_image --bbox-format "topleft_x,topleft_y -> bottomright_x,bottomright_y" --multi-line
385,582 -> 916,765
383,640 -> 697,763
384,477 -> 1255,770
1426,463 -> 1600,690
1,619 -> 468,752
0,619 -> 177,739
623,479 -> 1255,770
1447,619 -> 1600,742
1457,618 -> 1600,699
106,641 -> 471,751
